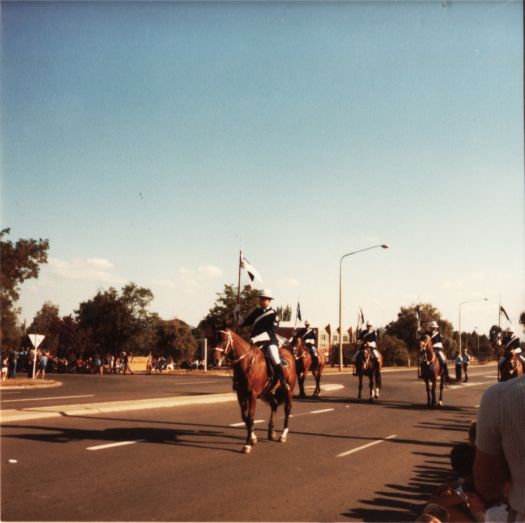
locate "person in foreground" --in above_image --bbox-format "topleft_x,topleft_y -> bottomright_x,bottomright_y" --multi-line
473,374 -> 525,522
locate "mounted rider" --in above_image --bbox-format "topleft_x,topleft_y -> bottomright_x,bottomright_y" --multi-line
298,320 -> 319,369
498,326 -> 524,372
354,321 -> 380,369
429,320 -> 450,380
237,289 -> 289,391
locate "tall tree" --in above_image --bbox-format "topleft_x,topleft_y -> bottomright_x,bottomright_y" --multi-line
0,228 -> 49,349
275,305 -> 292,322
156,318 -> 197,363
28,301 -> 61,354
385,303 -> 456,360
76,283 -> 158,356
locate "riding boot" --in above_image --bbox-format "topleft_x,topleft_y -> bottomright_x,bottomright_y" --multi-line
274,363 -> 289,391
312,355 -> 319,371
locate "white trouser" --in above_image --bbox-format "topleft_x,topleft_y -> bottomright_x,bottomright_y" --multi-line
307,344 -> 317,356
267,344 -> 280,365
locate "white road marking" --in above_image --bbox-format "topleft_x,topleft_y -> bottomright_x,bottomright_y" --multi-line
337,434 -> 397,458
229,419 -> 265,427
447,380 -> 493,390
1,394 -> 95,404
87,440 -> 144,451
310,408 -> 335,414
8,459 -> 18,464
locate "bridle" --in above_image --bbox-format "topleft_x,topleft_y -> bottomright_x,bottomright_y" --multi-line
215,330 -> 254,366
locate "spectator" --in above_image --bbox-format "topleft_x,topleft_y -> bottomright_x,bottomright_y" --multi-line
7,347 -> 18,379
35,351 -> 48,380
1,353 -> 8,381
146,352 -> 153,375
463,350 -> 471,383
122,352 -> 134,375
474,375 -> 525,522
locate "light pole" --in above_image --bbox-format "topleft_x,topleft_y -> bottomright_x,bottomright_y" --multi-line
338,244 -> 389,371
459,299 -> 488,358
474,326 -> 480,357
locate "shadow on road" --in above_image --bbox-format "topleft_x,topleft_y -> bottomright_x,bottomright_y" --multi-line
0,423 -> 250,454
341,407 -> 475,522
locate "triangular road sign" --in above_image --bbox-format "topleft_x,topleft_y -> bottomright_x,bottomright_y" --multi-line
28,334 -> 45,349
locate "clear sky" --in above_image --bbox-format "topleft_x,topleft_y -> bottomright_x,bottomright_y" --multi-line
2,1 -> 524,335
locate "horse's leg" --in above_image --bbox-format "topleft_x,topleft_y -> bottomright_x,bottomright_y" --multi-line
267,396 -> 279,442
424,377 -> 431,407
368,371 -> 374,401
358,372 -> 363,399
438,372 -> 444,406
430,377 -> 437,408
280,388 -> 292,443
243,392 -> 258,454
314,370 -> 321,398
298,371 -> 306,399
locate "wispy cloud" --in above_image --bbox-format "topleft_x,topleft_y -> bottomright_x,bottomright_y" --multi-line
198,265 -> 222,277
152,264 -> 222,294
48,257 -> 127,284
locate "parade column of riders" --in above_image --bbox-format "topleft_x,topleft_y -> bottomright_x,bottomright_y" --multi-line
235,289 -> 523,384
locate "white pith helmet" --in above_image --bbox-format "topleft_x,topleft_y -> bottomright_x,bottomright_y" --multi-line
259,289 -> 274,300
430,321 -> 439,329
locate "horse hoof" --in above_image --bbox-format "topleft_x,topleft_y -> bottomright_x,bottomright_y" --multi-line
242,445 -> 252,454
438,401 -> 443,407
280,435 -> 287,443
250,435 -> 258,445
269,431 -> 278,442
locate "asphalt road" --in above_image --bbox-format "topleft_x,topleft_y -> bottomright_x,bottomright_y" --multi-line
1,365 -> 497,522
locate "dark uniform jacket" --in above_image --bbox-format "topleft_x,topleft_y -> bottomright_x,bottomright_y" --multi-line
299,328 -> 317,346
503,334 -> 520,352
240,307 -> 278,344
362,329 -> 377,346
431,331 -> 444,350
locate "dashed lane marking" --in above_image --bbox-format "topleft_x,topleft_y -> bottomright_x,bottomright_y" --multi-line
337,434 -> 397,458
87,440 -> 145,451
1,394 -> 95,404
447,380 -> 493,390
229,419 -> 265,427
310,408 -> 335,414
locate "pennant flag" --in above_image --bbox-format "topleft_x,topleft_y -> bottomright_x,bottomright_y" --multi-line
415,305 -> 421,328
359,307 -> 365,326
324,324 -> 331,336
499,305 -> 510,323
296,302 -> 302,322
240,254 -> 264,284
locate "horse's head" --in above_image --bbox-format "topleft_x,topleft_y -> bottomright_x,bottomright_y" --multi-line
213,329 -> 234,368
419,335 -> 434,362
291,336 -> 305,358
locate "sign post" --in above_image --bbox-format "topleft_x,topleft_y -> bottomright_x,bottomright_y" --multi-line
28,334 -> 45,379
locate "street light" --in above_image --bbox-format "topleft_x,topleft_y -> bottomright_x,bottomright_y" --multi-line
474,326 -> 480,356
338,244 -> 389,371
459,299 -> 488,358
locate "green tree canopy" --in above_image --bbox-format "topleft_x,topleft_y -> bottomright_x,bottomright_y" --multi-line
156,318 -> 197,362
76,283 -> 158,356
200,283 -> 261,333
379,334 -> 410,367
27,301 -> 61,354
384,303 -> 457,359
275,305 -> 292,322
0,228 -> 49,349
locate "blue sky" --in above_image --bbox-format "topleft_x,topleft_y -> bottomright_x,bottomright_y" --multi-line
2,1 -> 523,334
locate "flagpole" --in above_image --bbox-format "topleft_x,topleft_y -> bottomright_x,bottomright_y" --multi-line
235,250 -> 242,331
497,296 -> 501,381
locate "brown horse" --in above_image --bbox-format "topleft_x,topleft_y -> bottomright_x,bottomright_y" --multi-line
355,343 -> 383,401
499,351 -> 524,381
213,329 -> 296,454
291,336 -> 325,398
419,335 -> 445,408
